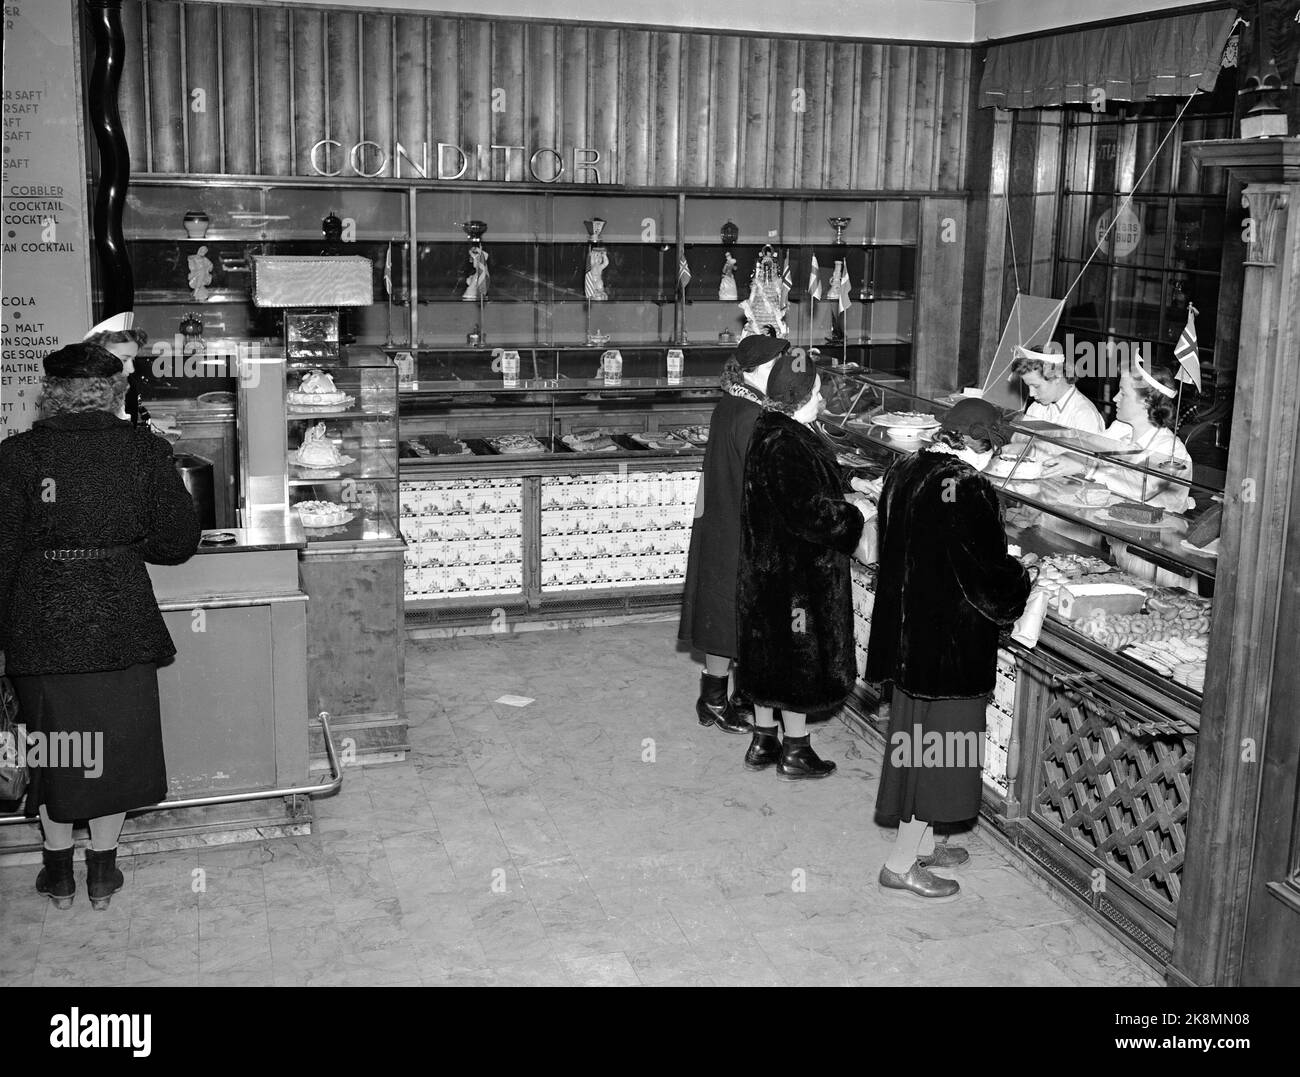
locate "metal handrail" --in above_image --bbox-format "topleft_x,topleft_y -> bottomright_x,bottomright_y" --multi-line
0,712 -> 344,827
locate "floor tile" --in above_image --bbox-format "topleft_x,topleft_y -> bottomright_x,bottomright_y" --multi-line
2,621 -> 1160,989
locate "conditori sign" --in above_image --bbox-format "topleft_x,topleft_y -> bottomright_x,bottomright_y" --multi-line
310,140 -> 606,183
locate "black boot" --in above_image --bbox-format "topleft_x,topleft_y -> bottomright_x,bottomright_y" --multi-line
35,847 -> 76,910
696,674 -> 751,734
744,725 -> 782,771
86,848 -> 124,911
776,734 -> 836,780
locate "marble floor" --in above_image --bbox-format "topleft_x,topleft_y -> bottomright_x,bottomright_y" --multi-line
0,621 -> 1162,987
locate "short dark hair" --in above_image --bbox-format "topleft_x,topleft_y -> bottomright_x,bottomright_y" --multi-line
1011,342 -> 1070,383
39,373 -> 129,417
1127,365 -> 1179,428
86,326 -> 149,349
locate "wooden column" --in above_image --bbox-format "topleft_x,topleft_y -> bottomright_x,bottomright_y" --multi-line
1173,138 -> 1300,986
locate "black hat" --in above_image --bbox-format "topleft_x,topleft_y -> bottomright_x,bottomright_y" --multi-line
736,333 -> 788,371
43,342 -> 123,379
941,397 -> 1010,449
766,350 -> 818,408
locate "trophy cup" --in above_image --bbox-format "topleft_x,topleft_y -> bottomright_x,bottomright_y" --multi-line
828,217 -> 851,245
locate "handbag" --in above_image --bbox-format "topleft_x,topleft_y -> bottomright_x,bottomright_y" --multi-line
0,671 -> 28,804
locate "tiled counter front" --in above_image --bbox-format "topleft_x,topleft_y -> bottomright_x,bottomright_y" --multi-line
400,463 -> 701,611
539,471 -> 698,592
401,478 -> 525,600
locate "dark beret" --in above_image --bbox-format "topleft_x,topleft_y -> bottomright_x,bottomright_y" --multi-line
736,333 -> 788,371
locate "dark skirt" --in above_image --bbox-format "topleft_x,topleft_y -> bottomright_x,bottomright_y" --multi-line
874,687 -> 987,826
12,663 -> 167,822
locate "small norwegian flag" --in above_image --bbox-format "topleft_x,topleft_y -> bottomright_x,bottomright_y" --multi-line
808,255 -> 823,301
677,254 -> 691,293
838,264 -> 853,315
1174,304 -> 1202,391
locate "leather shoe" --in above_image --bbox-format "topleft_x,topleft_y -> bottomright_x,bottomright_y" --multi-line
878,862 -> 960,901
776,734 -> 836,780
744,726 -> 781,770
917,843 -> 970,869
696,673 -> 751,734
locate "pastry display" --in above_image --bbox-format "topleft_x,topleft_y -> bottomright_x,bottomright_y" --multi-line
869,410 -> 939,428
1109,500 -> 1166,524
404,434 -> 470,458
490,434 -> 548,455
287,369 -> 350,408
562,429 -> 619,452
295,500 -> 352,527
630,432 -> 684,450
1056,582 -> 1146,621
672,425 -> 710,447
292,423 -> 353,469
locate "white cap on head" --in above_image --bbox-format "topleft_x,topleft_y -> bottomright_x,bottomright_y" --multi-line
1013,343 -> 1065,368
83,312 -> 134,340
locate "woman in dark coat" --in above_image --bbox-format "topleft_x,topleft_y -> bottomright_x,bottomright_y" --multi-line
679,333 -> 789,735
736,352 -> 868,779
0,342 -> 201,910
866,398 -> 1031,900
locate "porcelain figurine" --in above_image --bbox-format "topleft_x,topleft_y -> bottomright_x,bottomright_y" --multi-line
463,246 -> 490,302
187,246 -> 213,302
719,251 -> 738,301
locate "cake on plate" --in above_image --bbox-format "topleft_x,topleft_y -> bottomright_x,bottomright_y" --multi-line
296,500 -> 351,527
870,410 -> 939,428
984,453 -> 1043,480
287,369 -> 349,407
293,422 -> 349,468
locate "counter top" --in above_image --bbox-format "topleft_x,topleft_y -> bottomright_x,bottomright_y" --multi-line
195,508 -> 305,554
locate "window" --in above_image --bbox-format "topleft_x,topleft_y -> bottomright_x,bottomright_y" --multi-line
1051,73 -> 1236,444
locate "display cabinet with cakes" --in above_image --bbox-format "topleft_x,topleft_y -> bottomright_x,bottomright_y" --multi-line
819,369 -> 1225,966
263,348 -> 408,767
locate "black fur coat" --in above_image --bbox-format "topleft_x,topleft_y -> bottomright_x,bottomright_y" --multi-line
0,411 -> 201,676
737,411 -> 864,712
865,449 -> 1031,699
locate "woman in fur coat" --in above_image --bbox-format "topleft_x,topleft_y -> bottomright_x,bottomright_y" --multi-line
866,398 -> 1031,900
736,352 -> 869,780
0,343 -> 201,911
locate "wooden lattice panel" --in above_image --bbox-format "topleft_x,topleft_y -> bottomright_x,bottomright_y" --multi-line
1036,686 -> 1194,915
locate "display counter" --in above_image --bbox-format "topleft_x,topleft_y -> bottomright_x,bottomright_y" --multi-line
398,354 -> 717,625
0,510 -> 320,857
148,509 -> 309,794
824,371 -> 1219,969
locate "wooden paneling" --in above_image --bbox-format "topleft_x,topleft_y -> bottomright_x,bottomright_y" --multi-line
119,0 -> 148,170
144,1 -> 184,173
220,5 -> 256,175
256,7 -> 291,175
119,1 -> 973,191
291,10 -> 327,176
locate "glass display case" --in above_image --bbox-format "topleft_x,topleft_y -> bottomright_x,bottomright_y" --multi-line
283,354 -> 400,547
818,369 -> 1221,694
